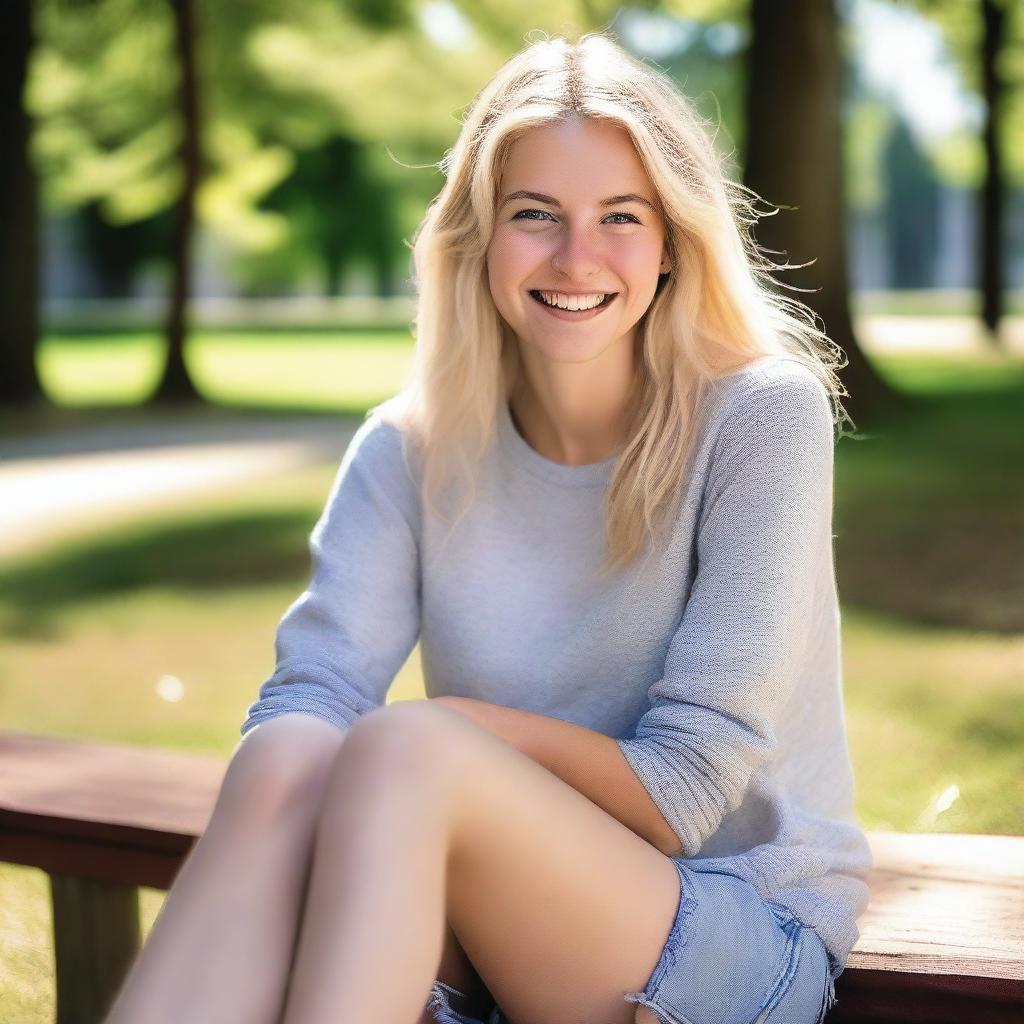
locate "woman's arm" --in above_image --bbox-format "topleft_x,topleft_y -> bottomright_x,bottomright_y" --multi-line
429,696 -> 681,856
614,371 -> 836,859
239,416 -> 421,739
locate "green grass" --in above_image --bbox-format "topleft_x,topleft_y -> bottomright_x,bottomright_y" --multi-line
1,340 -> 1022,1023
35,329 -> 416,410
23,311 -> 1024,417
835,353 -> 1024,634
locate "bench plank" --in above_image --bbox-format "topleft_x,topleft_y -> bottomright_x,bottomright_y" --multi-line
846,831 -> 1023,980
834,832 -> 1024,1022
0,729 -> 224,888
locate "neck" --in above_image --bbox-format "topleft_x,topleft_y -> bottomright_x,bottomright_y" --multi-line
508,375 -> 636,467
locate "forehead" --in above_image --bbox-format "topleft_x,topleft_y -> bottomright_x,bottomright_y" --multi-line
500,118 -> 655,198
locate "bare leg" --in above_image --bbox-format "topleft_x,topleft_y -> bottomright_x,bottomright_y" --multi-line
280,704 -> 458,1024
102,715 -> 345,1024
281,701 -> 681,1024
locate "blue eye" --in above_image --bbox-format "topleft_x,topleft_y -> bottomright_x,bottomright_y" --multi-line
512,209 -> 640,225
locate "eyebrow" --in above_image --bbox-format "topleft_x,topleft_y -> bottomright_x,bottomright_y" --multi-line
499,190 -> 657,214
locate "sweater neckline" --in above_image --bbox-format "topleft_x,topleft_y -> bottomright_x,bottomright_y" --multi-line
496,395 -> 619,488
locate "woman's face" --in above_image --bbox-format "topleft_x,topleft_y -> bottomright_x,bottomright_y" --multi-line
486,117 -> 671,371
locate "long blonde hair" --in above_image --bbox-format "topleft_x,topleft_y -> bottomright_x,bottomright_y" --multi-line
372,29 -> 852,578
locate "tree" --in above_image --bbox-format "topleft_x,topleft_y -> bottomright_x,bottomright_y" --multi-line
71,202 -> 170,297
21,0 -> 666,411
0,0 -> 44,409
29,0 -> 424,408
153,0 -> 201,402
742,0 -> 905,424
905,0 -> 1022,344
253,137 -> 402,297
150,0 -> 418,404
883,115 -> 941,288
979,0 -> 1010,338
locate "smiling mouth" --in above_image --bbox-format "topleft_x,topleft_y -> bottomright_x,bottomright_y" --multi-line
528,291 -> 618,312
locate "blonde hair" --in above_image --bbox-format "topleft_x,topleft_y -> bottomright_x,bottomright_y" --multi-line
372,29 -> 852,578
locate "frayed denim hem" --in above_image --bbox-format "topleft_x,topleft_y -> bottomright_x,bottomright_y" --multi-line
816,968 -> 839,1023
815,946 -> 842,1022
425,980 -> 500,1024
622,860 -> 701,1024
624,960 -> 837,1024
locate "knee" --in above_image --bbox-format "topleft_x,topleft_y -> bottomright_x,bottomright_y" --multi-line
330,700 -> 461,783
217,714 -> 347,824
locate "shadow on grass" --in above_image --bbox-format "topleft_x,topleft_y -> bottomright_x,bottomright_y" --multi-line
2,354 -> 1022,637
835,379 -> 1024,634
0,508 -> 316,640
0,396 -> 373,444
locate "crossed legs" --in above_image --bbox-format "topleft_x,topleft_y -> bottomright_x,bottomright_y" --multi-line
280,700 -> 683,1024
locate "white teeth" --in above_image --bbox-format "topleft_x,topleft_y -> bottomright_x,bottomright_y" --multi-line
538,291 -> 608,311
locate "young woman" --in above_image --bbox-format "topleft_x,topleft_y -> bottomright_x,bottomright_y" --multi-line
103,31 -> 872,1024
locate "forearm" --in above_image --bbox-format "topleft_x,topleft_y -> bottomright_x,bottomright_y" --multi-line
431,696 -> 682,857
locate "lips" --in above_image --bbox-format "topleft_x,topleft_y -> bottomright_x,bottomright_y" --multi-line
525,290 -> 620,324
529,290 -> 617,311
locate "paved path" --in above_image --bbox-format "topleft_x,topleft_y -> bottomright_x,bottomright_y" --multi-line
0,416 -> 360,561
857,314 -> 1024,354
2,316 -> 1021,562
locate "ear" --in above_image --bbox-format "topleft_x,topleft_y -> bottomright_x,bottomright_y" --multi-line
659,245 -> 672,275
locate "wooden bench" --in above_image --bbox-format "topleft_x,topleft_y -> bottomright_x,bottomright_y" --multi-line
1,729 -> 1021,1024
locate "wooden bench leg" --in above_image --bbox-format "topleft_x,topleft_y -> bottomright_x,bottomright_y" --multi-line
48,874 -> 141,1024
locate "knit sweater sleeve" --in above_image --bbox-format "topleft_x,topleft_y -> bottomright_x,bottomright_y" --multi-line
615,368 -> 836,857
239,413 -> 421,738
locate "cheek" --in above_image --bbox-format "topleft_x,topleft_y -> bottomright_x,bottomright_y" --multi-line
619,235 -> 664,271
488,228 -> 549,276
616,244 -> 665,297
486,242 -> 528,319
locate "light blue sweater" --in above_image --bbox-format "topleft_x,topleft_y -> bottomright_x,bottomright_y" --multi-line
240,355 -> 873,980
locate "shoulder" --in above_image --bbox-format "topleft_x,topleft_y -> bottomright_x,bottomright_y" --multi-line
342,400 -> 419,481
711,355 -> 831,414
706,356 -> 834,452
334,406 -> 421,530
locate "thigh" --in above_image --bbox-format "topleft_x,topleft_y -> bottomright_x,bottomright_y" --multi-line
373,703 -> 835,1024
430,869 -> 835,1024
362,701 -> 686,1024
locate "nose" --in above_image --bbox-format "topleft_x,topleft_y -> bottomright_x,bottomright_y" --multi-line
551,223 -> 604,280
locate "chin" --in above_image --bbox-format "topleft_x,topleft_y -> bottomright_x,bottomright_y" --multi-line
524,332 -> 625,364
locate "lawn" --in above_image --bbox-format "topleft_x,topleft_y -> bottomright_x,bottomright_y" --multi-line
33,328 -> 417,413
1,334 -> 1022,1022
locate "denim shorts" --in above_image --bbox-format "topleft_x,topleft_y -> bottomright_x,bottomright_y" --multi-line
425,858 -> 840,1024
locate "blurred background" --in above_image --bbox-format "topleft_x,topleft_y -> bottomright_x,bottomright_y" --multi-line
1,1 -> 1021,1017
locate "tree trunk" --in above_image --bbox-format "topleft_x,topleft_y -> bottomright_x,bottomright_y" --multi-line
323,246 -> 344,298
0,0 -> 44,409
979,0 -> 1006,342
743,0 -> 907,426
151,0 -> 202,404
